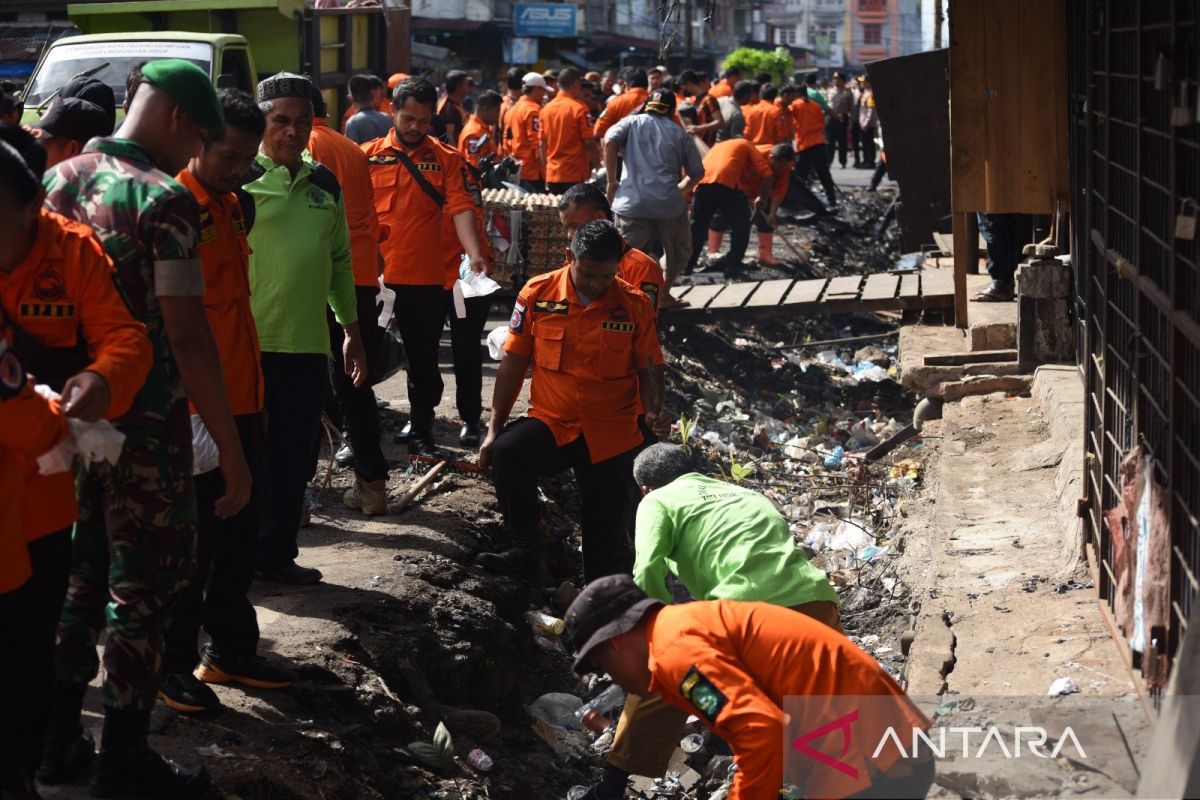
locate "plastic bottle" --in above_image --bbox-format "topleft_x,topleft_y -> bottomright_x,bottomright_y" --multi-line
567,787 -> 589,800
680,733 -> 704,753
466,748 -> 493,772
573,684 -> 625,732
526,610 -> 565,636
823,445 -> 845,468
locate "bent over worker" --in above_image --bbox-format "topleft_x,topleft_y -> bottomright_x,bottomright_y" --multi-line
364,76 -> 492,455
475,220 -> 665,580
585,443 -> 842,799
567,577 -> 935,800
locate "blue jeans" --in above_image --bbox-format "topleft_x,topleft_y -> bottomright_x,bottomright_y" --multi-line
976,212 -> 1025,293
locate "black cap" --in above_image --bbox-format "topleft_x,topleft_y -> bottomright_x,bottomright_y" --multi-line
565,574 -> 663,675
60,76 -> 116,134
643,87 -> 677,117
34,96 -> 110,143
804,73 -> 818,86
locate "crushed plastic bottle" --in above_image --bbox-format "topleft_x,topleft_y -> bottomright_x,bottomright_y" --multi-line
573,684 -> 625,732
823,446 -> 845,469
527,692 -> 583,729
567,787 -> 589,800
466,748 -> 493,772
526,610 -> 565,635
680,733 -> 704,753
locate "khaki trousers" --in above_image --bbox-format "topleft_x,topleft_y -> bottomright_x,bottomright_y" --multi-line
607,600 -> 843,776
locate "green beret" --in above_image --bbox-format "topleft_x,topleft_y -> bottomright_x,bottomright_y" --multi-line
141,58 -> 224,134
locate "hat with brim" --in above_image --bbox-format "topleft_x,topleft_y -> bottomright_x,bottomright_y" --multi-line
565,574 -> 664,675
643,87 -> 676,116
141,58 -> 224,134
34,96 -> 110,143
60,76 -> 115,134
522,72 -> 549,89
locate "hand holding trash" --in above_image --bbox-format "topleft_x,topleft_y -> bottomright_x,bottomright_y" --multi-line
61,371 -> 111,422
35,384 -> 125,475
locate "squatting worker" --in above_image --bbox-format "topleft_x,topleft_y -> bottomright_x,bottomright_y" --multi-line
541,67 -> 599,194
245,72 -> 367,586
0,126 -> 149,800
585,443 -> 842,798
363,77 -> 492,455
474,220 -> 664,580
162,90 -> 296,716
505,72 -> 548,191
557,182 -> 664,315
603,87 -> 704,310
567,576 -> 935,800
307,83 -> 389,516
749,141 -> 796,267
42,58 -> 250,799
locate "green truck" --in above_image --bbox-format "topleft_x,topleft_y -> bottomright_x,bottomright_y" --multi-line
21,0 -> 409,125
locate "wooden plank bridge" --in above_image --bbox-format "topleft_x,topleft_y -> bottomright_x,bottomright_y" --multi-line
664,269 -> 956,319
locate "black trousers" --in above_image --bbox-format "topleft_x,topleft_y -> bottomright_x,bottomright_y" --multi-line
850,119 -> 863,163
860,125 -> 878,166
798,143 -> 837,206
869,159 -> 889,191
446,292 -> 493,424
826,118 -> 848,167
327,286 -> 388,482
387,284 -> 449,431
165,414 -> 263,672
258,352 -> 329,569
689,184 -> 750,275
547,181 -> 581,194
520,178 -> 546,192
490,418 -> 636,581
0,527 -> 71,782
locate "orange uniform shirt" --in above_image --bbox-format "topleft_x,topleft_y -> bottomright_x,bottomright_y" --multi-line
755,143 -> 791,201
505,95 -> 544,181
541,93 -> 593,184
309,117 -> 383,287
645,601 -> 931,800
699,139 -> 773,200
710,78 -> 734,98
1,210 -> 152,540
442,162 -> 492,289
743,100 -> 790,145
695,93 -> 722,146
176,169 -> 264,419
363,130 -> 476,286
458,114 -> 498,168
594,87 -> 648,140
789,96 -> 826,151
0,376 -> 68,593
619,246 -> 664,314
504,266 -> 662,463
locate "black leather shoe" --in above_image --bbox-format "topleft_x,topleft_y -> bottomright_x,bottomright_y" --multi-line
158,673 -> 221,714
90,747 -> 210,800
459,420 -> 482,447
334,442 -> 354,466
392,421 -> 413,444
473,547 -> 536,575
256,561 -> 323,585
407,430 -> 441,457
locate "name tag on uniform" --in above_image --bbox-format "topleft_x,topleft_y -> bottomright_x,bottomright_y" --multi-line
601,321 -> 634,332
20,303 -> 75,318
534,300 -> 568,315
415,162 -> 442,173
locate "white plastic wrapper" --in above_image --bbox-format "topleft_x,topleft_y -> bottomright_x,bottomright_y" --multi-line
34,384 -> 126,475
487,325 -> 510,361
459,257 -> 501,297
376,275 -> 396,328
191,414 -> 219,476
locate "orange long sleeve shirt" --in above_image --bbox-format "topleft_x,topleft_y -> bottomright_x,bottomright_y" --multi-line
363,130 -> 476,286
458,114 -> 498,168
309,117 -> 383,287
542,93 -> 594,184
789,96 -> 827,151
505,95 -> 544,181
743,100 -> 790,146
644,601 -> 930,800
593,87 -> 648,140
699,139 -> 773,200
2,210 -> 152,540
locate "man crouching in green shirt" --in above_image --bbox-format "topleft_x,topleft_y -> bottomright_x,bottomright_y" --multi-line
582,443 -> 841,800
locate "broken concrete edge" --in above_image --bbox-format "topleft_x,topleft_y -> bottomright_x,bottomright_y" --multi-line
902,361 -> 1027,395
928,374 -> 1033,401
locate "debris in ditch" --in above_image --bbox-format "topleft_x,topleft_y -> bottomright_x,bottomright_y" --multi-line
1048,676 -> 1081,696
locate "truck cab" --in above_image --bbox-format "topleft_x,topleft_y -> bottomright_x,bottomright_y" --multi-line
21,32 -> 255,126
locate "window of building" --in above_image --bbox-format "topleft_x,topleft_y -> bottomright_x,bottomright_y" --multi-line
863,23 -> 882,45
776,27 -> 798,45
859,0 -> 886,10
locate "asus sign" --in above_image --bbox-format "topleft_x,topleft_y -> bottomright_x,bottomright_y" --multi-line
514,3 -> 578,37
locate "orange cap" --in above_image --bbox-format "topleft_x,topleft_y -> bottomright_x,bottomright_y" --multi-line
387,72 -> 409,89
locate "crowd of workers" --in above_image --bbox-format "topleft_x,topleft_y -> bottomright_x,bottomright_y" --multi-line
0,56 -> 925,800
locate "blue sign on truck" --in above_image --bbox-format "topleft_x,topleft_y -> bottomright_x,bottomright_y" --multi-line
514,3 -> 578,37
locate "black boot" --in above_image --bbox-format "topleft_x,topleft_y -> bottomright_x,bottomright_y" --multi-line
36,681 -> 94,785
406,425 -> 441,457
89,707 -> 210,799
392,421 -> 413,444
458,420 -> 482,447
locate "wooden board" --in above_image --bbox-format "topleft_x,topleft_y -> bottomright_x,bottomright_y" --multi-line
785,278 -> 828,304
671,284 -> 694,302
823,275 -> 863,299
933,231 -> 987,254
746,279 -> 794,307
706,281 -> 760,309
922,268 -> 956,297
899,273 -> 920,298
680,283 -> 727,309
860,273 -> 900,301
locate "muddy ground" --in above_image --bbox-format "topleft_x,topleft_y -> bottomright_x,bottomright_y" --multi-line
49,189 -> 927,800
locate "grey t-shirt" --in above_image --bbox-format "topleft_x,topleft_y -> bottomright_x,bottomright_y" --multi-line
605,112 -> 704,220
715,96 -> 744,142
344,109 -> 394,144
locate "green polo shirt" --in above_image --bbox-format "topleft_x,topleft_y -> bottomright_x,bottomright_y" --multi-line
633,473 -> 839,608
243,151 -> 357,355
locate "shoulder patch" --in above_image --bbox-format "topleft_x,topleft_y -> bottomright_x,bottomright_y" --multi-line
0,340 -> 24,401
509,297 -> 526,333
679,666 -> 728,724
639,281 -> 660,309
308,163 -> 343,201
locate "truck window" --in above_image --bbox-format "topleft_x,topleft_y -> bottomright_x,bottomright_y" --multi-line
24,40 -> 213,108
219,48 -> 252,94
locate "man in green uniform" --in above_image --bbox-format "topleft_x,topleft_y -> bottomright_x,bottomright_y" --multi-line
40,59 -> 248,799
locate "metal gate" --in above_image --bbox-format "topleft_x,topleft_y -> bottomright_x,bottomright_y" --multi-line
1070,0 -> 1200,689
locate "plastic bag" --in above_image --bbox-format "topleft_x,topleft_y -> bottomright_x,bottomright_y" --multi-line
191,415 -> 219,476
35,384 -> 126,475
486,325 -> 509,361
376,276 -> 396,328
459,257 -> 501,298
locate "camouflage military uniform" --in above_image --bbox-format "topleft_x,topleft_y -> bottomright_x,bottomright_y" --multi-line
43,137 -> 205,712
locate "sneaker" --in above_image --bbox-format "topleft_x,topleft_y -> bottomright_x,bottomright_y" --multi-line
343,478 -> 387,515
256,561 -> 323,585
459,421 -> 482,447
89,748 -> 210,800
195,648 -> 295,690
158,673 -> 221,714
334,442 -> 355,466
36,732 -> 94,785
